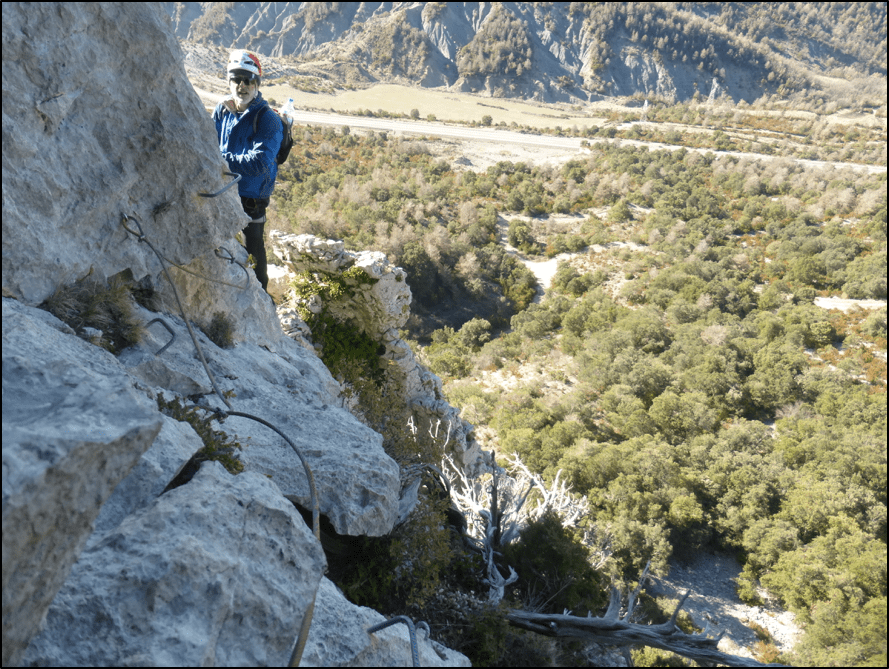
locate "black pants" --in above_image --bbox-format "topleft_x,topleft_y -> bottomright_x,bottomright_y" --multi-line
241,197 -> 269,291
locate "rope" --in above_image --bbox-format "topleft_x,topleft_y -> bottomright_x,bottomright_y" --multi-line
121,211 -> 320,666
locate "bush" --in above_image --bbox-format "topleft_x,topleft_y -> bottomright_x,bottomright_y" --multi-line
501,510 -> 608,614
156,393 -> 244,476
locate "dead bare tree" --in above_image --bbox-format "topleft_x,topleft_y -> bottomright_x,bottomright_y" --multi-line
507,586 -> 786,667
435,451 -> 787,666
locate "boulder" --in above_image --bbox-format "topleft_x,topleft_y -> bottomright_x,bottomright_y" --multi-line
22,461 -> 327,667
86,415 -> 204,549
1,2 -> 247,307
1,299 -> 162,667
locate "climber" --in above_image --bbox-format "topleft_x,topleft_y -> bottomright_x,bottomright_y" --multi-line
212,50 -> 283,293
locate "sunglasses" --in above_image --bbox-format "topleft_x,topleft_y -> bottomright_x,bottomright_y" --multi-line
229,76 -> 255,86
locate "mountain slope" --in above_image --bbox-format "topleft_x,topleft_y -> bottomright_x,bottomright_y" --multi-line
166,1 -> 887,104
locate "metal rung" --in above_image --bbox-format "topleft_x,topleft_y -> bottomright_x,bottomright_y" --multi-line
145,318 -> 176,355
198,171 -> 241,198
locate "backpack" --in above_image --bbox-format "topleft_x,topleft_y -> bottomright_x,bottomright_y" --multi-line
214,100 -> 294,166
254,105 -> 294,165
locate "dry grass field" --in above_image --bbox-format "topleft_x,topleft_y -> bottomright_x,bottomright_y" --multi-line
263,81 -> 614,129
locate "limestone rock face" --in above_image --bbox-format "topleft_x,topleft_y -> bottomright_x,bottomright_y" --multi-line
1,2 -> 248,307
22,461 -> 327,667
1,299 -> 163,667
271,232 -> 490,474
117,306 -> 401,537
157,241 -> 288,349
86,415 -> 204,549
271,232 -> 413,338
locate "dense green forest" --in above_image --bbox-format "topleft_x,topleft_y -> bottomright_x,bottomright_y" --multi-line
271,126 -> 886,666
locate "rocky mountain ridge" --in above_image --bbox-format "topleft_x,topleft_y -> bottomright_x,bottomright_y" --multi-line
165,1 -> 887,104
2,3 -> 471,665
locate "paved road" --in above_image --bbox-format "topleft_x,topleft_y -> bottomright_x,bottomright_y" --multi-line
289,109 -> 887,174
195,87 -> 885,174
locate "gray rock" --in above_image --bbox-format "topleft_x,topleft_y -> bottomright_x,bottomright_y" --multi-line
1,2 -> 247,307
156,243 -> 287,349
1,299 -> 162,667
87,415 -> 204,548
271,232 -> 490,475
303,578 -> 471,667
118,305 -> 401,537
270,232 -> 412,340
22,461 -> 327,667
126,355 -> 212,397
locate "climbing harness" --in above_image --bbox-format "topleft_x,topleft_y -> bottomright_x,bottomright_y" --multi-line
121,210 -> 429,666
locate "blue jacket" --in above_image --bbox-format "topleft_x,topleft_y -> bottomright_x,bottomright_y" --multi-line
213,92 -> 282,199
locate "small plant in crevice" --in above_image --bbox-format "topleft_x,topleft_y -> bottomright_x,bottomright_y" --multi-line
203,310 -> 235,349
39,270 -> 145,354
291,267 -> 385,384
156,393 -> 245,477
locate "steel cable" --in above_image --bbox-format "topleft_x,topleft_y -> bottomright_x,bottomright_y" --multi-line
121,212 -> 319,666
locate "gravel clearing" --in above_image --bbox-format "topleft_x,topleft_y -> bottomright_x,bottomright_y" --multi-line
647,551 -> 802,659
813,296 -> 887,313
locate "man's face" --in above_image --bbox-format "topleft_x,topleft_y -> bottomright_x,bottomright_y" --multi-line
229,75 -> 257,107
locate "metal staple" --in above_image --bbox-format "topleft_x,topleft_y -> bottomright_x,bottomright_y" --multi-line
366,615 -> 423,667
198,170 -> 241,198
145,318 -> 176,356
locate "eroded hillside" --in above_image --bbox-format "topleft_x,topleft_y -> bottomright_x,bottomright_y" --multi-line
167,1 -> 887,105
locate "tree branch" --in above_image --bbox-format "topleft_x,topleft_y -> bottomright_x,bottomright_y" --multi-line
507,587 -> 787,667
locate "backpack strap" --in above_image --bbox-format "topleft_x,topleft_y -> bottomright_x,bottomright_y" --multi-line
252,106 -> 265,136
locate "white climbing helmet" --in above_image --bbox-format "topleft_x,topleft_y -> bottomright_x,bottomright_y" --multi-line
227,50 -> 262,80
